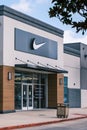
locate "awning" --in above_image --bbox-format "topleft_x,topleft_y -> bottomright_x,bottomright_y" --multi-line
15,64 -> 68,74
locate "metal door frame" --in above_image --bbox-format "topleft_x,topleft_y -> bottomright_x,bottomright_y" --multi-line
22,83 -> 33,110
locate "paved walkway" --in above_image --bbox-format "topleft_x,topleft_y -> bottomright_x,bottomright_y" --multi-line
0,108 -> 87,129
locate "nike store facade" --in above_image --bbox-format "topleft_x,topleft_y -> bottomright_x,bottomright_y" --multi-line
0,5 -> 67,113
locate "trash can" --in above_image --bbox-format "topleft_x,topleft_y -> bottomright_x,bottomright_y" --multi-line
57,103 -> 69,118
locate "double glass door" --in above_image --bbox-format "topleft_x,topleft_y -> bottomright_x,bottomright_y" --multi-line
22,84 -> 33,110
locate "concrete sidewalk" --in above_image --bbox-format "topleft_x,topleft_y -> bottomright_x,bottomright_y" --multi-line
0,108 -> 87,130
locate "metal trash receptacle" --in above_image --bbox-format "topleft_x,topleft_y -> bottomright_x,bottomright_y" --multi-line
57,103 -> 69,118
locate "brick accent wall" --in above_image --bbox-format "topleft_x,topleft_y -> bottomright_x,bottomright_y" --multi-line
48,74 -> 64,108
0,65 -> 15,113
0,66 -> 3,111
57,74 -> 64,104
48,74 -> 57,108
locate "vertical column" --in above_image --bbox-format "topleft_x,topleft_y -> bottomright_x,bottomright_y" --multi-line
48,73 -> 64,108
0,65 -> 15,113
48,74 -> 57,108
57,74 -> 64,104
0,66 -> 3,112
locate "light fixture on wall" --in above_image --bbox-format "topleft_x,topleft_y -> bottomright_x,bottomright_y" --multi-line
8,72 -> 12,80
59,78 -> 63,85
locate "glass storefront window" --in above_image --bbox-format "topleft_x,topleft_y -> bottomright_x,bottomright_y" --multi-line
15,84 -> 22,109
15,73 -> 22,83
41,85 -> 45,108
64,77 -> 68,103
15,71 -> 47,110
33,85 -> 46,108
33,74 -> 39,84
34,85 -> 40,108
41,74 -> 46,84
22,74 -> 32,83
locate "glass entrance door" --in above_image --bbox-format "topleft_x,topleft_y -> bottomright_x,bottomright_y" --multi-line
22,84 -> 33,110
28,85 -> 33,109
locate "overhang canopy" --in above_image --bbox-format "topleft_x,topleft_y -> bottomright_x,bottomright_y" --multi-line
15,64 -> 68,74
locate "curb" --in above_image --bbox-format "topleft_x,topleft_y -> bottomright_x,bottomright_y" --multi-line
0,116 -> 87,130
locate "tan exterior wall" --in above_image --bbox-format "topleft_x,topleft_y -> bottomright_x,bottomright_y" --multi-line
0,66 -> 3,111
48,74 -> 57,108
0,65 -> 15,113
48,74 -> 64,108
57,74 -> 64,104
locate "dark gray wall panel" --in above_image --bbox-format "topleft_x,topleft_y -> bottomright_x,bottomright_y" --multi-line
69,88 -> 81,108
80,68 -> 87,89
15,28 -> 57,59
81,44 -> 87,68
64,43 -> 80,51
80,44 -> 87,89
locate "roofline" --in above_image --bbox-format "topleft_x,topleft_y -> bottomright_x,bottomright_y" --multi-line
64,46 -> 80,57
0,5 -> 63,38
64,42 -> 81,44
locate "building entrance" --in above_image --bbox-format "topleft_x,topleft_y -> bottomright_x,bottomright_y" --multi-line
22,83 -> 33,110
15,71 -> 48,110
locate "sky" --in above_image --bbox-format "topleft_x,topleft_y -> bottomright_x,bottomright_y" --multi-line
0,0 -> 87,44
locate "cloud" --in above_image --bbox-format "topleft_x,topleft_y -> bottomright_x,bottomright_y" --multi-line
64,30 -> 87,44
35,0 -> 49,4
11,0 -> 32,14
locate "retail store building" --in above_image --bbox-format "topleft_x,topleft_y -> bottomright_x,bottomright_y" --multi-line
0,5 -> 67,113
0,5 -> 87,113
64,43 -> 87,108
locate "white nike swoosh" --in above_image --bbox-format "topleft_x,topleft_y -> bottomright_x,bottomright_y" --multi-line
33,39 -> 46,50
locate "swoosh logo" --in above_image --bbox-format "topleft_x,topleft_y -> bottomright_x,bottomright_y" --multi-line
33,39 -> 46,50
